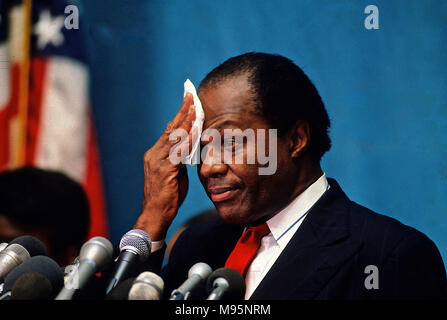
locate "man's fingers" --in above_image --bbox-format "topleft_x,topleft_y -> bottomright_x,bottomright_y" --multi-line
175,124 -> 199,159
168,93 -> 194,131
151,93 -> 195,152
178,103 -> 196,133
159,105 -> 196,159
165,121 -> 201,166
188,125 -> 199,154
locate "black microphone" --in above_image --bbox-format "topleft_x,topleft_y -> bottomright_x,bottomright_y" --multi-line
206,267 -> 246,300
170,262 -> 212,300
105,229 -> 151,294
104,277 -> 136,300
2,255 -> 64,300
11,273 -> 53,300
55,236 -> 113,300
7,236 -> 47,257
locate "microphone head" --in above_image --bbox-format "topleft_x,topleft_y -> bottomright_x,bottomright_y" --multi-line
128,271 -> 164,300
0,243 -> 31,280
4,255 -> 64,297
79,236 -> 114,270
119,229 -> 151,262
206,267 -> 246,300
188,262 -> 212,280
10,272 -> 53,300
0,242 -> 8,252
8,236 -> 46,257
105,277 -> 136,300
1,243 -> 30,263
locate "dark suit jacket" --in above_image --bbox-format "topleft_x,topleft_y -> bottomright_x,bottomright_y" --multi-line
147,178 -> 447,300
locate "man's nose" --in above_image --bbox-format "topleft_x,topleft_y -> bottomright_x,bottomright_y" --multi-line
199,148 -> 228,178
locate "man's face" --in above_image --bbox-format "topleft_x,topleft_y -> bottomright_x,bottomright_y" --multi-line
197,74 -> 298,225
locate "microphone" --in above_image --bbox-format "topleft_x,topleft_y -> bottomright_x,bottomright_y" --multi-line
55,236 -> 113,300
0,236 -> 47,281
0,243 -> 8,252
169,262 -> 212,300
104,277 -> 136,300
0,244 -> 31,281
11,273 -> 53,300
63,255 -> 80,284
2,255 -> 64,300
105,229 -> 151,294
206,267 -> 246,300
7,235 -> 47,257
128,271 -> 164,300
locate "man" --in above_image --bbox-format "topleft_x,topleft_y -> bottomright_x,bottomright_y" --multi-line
0,167 -> 90,267
134,52 -> 447,299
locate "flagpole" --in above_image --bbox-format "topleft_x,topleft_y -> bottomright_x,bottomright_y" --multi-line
15,0 -> 32,167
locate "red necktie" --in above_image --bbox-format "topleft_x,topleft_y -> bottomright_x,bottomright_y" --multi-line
224,223 -> 270,277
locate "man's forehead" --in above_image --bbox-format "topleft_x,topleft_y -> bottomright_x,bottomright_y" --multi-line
198,76 -> 259,130
201,103 -> 260,131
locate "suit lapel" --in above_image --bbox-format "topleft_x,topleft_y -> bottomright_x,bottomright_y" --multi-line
249,179 -> 363,300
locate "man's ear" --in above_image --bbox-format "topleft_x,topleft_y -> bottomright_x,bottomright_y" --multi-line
289,120 -> 310,159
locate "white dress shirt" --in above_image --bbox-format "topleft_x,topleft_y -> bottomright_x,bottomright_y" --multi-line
244,173 -> 330,299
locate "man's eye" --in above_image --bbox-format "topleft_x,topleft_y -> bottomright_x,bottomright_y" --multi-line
223,139 -> 235,147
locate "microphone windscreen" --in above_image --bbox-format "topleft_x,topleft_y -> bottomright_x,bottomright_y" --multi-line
10,272 -> 53,300
105,277 -> 135,300
206,267 -> 246,300
119,229 -> 151,261
4,255 -> 64,296
188,262 -> 213,279
8,236 -> 46,257
128,272 -> 164,300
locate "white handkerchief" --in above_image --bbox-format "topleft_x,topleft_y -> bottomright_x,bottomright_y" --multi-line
183,79 -> 205,165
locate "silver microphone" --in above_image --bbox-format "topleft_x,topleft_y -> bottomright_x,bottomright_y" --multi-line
55,236 -> 113,300
0,244 -> 31,281
128,271 -> 164,300
206,267 -> 246,300
170,262 -> 212,300
0,243 -> 8,252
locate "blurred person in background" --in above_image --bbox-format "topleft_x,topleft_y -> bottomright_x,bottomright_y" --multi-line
166,208 -> 219,261
0,167 -> 90,266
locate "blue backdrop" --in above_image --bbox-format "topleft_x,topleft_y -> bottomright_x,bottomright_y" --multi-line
79,0 -> 447,264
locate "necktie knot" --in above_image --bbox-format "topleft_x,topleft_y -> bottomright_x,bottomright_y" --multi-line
247,223 -> 270,237
225,222 -> 270,277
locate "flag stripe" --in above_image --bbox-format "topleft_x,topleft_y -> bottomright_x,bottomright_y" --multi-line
15,0 -> 32,167
25,57 -> 47,164
84,116 -> 108,237
0,63 -> 20,170
0,44 -> 11,108
34,56 -> 88,182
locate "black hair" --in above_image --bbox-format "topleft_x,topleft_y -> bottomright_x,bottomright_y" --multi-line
199,52 -> 331,162
0,167 -> 90,255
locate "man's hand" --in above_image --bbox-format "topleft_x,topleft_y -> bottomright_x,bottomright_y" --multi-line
134,93 -> 196,241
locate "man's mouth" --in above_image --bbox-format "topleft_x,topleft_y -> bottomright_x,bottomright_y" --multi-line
207,186 -> 240,203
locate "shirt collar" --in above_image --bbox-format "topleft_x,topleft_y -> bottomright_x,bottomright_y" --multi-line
266,172 -> 329,249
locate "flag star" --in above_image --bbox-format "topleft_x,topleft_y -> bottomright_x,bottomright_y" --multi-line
34,10 -> 65,50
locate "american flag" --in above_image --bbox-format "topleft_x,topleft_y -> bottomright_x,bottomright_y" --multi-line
0,0 -> 108,238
